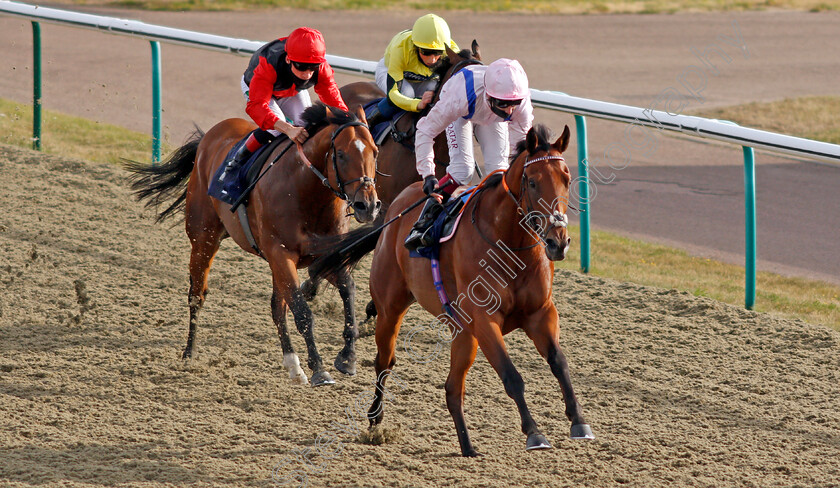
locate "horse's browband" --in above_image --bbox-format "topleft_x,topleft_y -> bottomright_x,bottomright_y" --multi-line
523,155 -> 564,168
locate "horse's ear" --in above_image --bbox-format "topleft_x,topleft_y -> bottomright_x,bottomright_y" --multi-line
471,39 -> 481,61
354,104 -> 367,123
553,125 -> 571,153
526,127 -> 539,153
445,43 -> 458,60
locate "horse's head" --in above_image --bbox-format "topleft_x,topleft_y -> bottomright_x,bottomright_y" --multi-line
505,124 -> 573,261
429,41 -> 483,108
304,104 -> 381,223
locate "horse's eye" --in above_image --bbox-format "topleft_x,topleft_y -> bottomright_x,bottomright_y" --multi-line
337,150 -> 346,163
528,179 -> 536,189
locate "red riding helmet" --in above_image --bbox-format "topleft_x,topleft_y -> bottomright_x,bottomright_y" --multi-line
285,27 -> 327,64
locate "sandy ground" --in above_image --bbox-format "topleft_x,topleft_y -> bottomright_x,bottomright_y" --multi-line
2,7 -> 840,284
2,141 -> 840,487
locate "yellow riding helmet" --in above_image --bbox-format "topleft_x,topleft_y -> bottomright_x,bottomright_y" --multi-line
411,14 -> 450,51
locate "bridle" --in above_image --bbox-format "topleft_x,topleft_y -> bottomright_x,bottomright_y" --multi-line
296,119 -> 376,210
472,153 -> 570,251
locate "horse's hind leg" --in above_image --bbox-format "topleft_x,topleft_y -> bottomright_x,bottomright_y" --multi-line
327,267 -> 358,376
367,273 -> 412,426
271,293 -> 308,385
183,204 -> 224,359
524,308 -> 594,440
445,330 -> 480,457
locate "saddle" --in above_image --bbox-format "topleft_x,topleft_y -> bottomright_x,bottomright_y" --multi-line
411,186 -> 478,260
207,133 -> 290,206
364,99 -> 414,148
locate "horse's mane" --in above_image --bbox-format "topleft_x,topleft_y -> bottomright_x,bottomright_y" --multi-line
511,124 -> 553,162
299,102 -> 358,135
479,124 -> 554,190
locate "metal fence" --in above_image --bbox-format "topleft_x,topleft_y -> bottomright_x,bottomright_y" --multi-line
4,0 -> 839,308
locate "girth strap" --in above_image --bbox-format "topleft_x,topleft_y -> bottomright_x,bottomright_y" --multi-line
236,205 -> 264,258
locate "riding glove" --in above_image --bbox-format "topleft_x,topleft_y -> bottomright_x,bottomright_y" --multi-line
423,175 -> 438,195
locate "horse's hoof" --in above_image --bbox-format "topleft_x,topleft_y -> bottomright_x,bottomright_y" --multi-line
290,372 -> 308,385
181,349 -> 192,360
334,352 -> 356,376
462,449 -> 482,457
526,433 -> 552,451
310,370 -> 335,387
570,423 -> 595,440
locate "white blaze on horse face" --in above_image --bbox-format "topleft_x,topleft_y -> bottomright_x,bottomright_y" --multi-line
354,140 -> 367,157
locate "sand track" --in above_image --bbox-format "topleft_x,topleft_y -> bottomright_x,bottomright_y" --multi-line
2,143 -> 840,487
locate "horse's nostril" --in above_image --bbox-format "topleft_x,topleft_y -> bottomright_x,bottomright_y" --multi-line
374,200 -> 382,211
353,202 -> 367,213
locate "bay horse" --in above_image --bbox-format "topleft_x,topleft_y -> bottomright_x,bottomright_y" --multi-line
339,40 -> 482,213
127,104 -> 380,386
301,42 -> 483,318
309,124 -> 593,455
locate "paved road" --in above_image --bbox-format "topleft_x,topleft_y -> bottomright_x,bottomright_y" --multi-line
2,7 -> 839,283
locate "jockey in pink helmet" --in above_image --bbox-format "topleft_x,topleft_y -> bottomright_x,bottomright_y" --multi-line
405,58 -> 534,250
218,27 -> 348,188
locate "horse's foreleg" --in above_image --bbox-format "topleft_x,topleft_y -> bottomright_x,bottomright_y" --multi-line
525,310 -> 594,440
327,267 -> 358,375
445,330 -> 479,457
288,286 -> 333,387
271,293 -> 307,385
268,254 -> 333,386
475,321 -> 551,451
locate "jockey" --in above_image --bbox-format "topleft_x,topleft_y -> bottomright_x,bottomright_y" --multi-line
218,27 -> 349,186
404,58 -> 534,251
366,14 -> 458,127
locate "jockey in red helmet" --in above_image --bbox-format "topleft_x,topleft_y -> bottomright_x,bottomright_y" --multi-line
219,27 -> 349,186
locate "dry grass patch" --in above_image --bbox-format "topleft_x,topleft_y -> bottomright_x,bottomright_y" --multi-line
693,96 -> 840,146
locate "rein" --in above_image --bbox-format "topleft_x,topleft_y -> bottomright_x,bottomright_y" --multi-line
296,119 -> 375,211
470,154 -> 570,252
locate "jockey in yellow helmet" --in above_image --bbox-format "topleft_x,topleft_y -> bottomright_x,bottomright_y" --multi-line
368,14 -> 459,127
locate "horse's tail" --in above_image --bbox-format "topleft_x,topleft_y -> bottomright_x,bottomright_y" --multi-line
308,224 -> 383,282
125,127 -> 204,223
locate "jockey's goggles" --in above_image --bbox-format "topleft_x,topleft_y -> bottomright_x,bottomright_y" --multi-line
418,48 -> 444,56
290,61 -> 321,72
489,97 -> 523,109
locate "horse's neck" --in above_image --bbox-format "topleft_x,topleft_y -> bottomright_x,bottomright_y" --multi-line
474,179 -> 543,261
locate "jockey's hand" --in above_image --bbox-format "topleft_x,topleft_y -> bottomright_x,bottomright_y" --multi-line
286,126 -> 309,144
423,175 -> 439,196
417,91 -> 435,110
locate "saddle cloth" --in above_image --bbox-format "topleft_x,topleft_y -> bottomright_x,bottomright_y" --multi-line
207,134 -> 287,205
410,186 -> 478,260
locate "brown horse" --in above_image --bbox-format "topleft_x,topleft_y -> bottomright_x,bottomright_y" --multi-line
127,104 -> 380,386
338,41 -> 481,213
309,124 -> 593,455
301,42 -> 483,316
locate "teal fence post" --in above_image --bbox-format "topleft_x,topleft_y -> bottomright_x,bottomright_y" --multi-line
575,114 -> 590,273
743,146 -> 756,309
150,41 -> 162,162
32,21 -> 42,151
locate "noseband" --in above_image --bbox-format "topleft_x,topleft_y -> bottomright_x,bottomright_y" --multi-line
297,120 -> 376,209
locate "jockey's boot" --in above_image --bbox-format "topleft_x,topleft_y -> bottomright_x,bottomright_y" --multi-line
404,198 -> 444,251
365,105 -> 386,128
218,144 -> 252,185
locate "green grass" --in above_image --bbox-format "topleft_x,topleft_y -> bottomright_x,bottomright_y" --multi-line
693,96 -> 840,146
41,0 -> 840,13
2,96 -> 838,331
0,98 -> 163,166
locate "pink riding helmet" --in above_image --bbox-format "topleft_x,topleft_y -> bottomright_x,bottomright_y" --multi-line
484,58 -> 529,100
